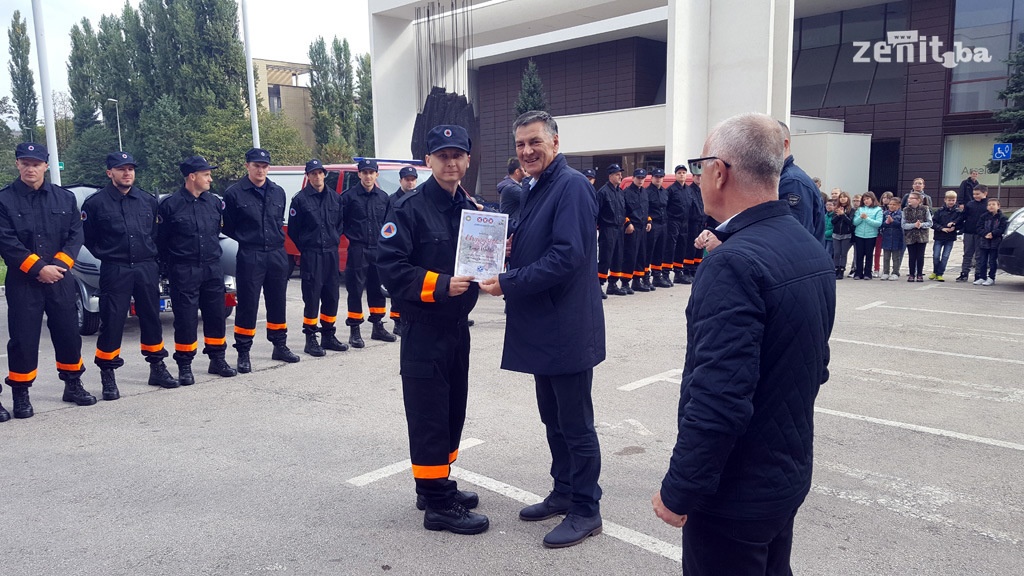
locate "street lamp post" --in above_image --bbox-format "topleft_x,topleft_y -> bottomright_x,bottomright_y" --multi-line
107,98 -> 122,151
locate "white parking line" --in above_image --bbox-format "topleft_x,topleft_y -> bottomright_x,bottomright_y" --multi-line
831,338 -> 1024,365
449,467 -> 683,564
619,369 -> 683,391
815,407 -> 1024,452
915,284 -> 940,291
871,304 -> 1024,321
855,300 -> 886,311
346,437 -> 485,487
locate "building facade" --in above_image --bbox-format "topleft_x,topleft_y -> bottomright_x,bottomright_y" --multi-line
254,59 -> 317,150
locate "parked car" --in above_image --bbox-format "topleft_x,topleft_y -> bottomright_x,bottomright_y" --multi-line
67,184 -> 238,335
999,206 -> 1024,276
269,159 -> 431,275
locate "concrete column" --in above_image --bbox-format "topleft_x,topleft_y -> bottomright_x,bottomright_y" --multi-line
771,0 -> 794,125
665,0 -> 711,167
370,13 -> 418,158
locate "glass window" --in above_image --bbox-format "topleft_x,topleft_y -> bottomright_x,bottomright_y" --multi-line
950,0 -> 1013,111
868,60 -> 907,104
950,79 -> 1007,112
801,13 -> 841,49
842,4 -> 886,43
942,133 -> 1024,186
792,46 -> 839,110
884,1 -> 908,33
824,44 -> 876,106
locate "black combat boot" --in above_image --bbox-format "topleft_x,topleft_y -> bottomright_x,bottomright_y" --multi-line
680,271 -> 693,285
208,357 -> 237,377
835,267 -> 844,280
643,275 -> 656,291
237,350 -> 252,373
101,368 -> 120,401
662,270 -> 674,287
150,361 -> 180,387
622,280 -> 635,294
606,280 -> 623,296
177,362 -> 195,386
371,321 -> 397,342
62,378 -> 98,406
673,270 -> 685,284
12,386 -> 33,419
0,398 -> 9,422
304,333 -> 326,357
349,326 -> 365,348
653,271 -> 672,288
321,331 -> 349,352
423,498 -> 490,535
272,344 -> 300,363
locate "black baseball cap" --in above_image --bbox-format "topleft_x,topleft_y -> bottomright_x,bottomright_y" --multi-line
651,168 -> 665,177
399,166 -> 418,179
357,159 -> 379,172
674,164 -> 688,173
426,125 -> 472,155
15,142 -> 48,162
106,151 -> 136,169
582,168 -> 597,178
607,164 -> 623,175
180,155 -> 218,176
304,159 -> 326,174
634,168 -> 647,178
245,148 -> 271,164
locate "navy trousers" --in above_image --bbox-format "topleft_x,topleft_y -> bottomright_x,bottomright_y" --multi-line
682,509 -> 797,576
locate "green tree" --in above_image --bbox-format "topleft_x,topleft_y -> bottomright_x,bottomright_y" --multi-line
332,38 -> 356,147
68,18 -> 99,134
64,125 -> 119,186
990,35 -> 1024,181
53,91 -> 75,156
355,54 -> 374,156
308,37 -> 335,148
139,95 -> 192,193
514,59 -> 548,117
0,96 -> 18,182
7,10 -> 39,141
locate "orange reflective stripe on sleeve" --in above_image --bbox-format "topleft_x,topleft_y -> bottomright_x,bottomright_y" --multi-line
303,317 -> 318,326
411,464 -> 450,480
175,341 -> 198,352
368,307 -> 386,315
140,342 -> 164,353
421,271 -> 439,303
448,449 -> 459,463
203,337 -> 226,346
54,252 -> 75,268
346,311 -> 363,320
234,326 -> 257,336
266,322 -> 287,331
7,369 -> 37,382
319,314 -> 337,323
19,254 -> 40,273
56,359 -> 84,371
94,348 -> 121,361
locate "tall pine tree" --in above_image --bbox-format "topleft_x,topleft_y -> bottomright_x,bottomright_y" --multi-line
514,59 -> 548,116
333,38 -> 356,148
7,10 -> 38,141
68,19 -> 99,134
989,34 -> 1024,182
355,54 -> 374,156
308,37 -> 335,149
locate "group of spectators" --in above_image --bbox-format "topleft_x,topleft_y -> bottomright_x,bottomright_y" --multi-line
823,176 -> 1010,285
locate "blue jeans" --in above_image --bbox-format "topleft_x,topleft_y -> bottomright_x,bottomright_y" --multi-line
825,239 -> 833,258
932,239 -> 954,276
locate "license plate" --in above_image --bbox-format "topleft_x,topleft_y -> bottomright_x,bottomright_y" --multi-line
160,298 -> 171,312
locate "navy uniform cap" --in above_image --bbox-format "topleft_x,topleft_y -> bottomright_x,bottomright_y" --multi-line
106,151 -> 136,169
357,159 -> 379,172
180,155 -> 218,176
245,148 -> 271,164
651,168 -> 665,177
305,159 -> 326,174
399,166 -> 418,179
607,163 -> 623,175
634,168 -> 647,178
15,142 -> 48,162
674,164 -> 688,173
582,168 -> 597,178
426,125 -> 471,155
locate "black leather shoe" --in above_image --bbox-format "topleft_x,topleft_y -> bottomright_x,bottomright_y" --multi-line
680,274 -> 692,285
423,500 -> 489,535
304,333 -> 326,357
606,282 -> 624,296
0,400 -> 9,422
955,274 -> 969,282
644,277 -> 655,291
371,321 -> 397,342
673,271 -> 685,284
543,513 -> 602,549
653,273 -> 672,288
519,492 -> 571,521
150,361 -> 180,388
321,333 -> 349,351
208,358 -> 237,377
631,278 -> 649,292
272,345 -> 300,363
417,490 -> 479,511
622,283 -> 635,295
177,364 -> 195,386
12,387 -> 32,419
237,350 -> 252,373
101,368 -> 120,401
62,379 -> 98,406
349,326 -> 365,348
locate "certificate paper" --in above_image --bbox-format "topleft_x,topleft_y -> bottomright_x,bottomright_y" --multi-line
454,210 -> 508,281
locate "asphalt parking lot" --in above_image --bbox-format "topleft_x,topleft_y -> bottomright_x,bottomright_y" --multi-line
1,250 -> 1022,575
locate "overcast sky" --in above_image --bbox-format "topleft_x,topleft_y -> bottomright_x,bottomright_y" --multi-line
1,0 -> 371,122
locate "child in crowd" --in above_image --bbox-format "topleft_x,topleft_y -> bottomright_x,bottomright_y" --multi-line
930,190 -> 962,281
874,191 -> 894,277
832,191 -> 854,280
852,192 -> 883,280
974,198 -> 1009,286
902,191 -> 932,282
824,200 -> 835,257
957,185 -> 989,282
879,197 -> 904,280
848,194 -> 863,277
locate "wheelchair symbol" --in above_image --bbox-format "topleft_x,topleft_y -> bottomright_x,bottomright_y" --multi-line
993,143 -> 1012,160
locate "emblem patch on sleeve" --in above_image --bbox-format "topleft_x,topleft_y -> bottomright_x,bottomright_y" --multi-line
381,222 -> 397,238
787,193 -> 801,207
80,210 -> 87,221
289,207 -> 296,217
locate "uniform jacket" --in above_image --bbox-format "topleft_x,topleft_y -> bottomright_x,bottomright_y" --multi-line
879,209 -> 905,251
901,204 -> 932,245
624,182 -> 649,229
666,181 -> 688,227
497,175 -> 523,230
222,176 -> 286,251
498,154 -> 606,376
853,205 -> 883,238
156,187 -> 224,265
660,200 -> 836,520
932,206 -> 962,241
831,208 -> 854,238
340,183 -> 389,247
961,198 -> 988,234
685,183 -> 705,224
646,184 -> 668,224
287,183 -> 342,253
377,176 -> 478,323
976,210 -> 1009,249
0,178 -> 83,279
82,184 -> 159,264
779,155 -> 826,245
596,181 -> 626,232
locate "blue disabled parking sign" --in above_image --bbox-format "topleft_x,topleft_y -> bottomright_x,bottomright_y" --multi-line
992,143 -> 1012,160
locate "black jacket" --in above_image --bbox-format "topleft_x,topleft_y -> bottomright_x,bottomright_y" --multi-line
646,184 -> 668,224
596,182 -> 625,231
82,184 -> 159,264
624,183 -> 648,229
958,177 -> 978,207
976,210 -> 1009,249
961,198 -> 988,234
340,183 -> 389,246
932,206 -> 962,241
222,176 -> 286,251
287,184 -> 342,253
831,209 -> 854,237
497,175 -> 523,229
666,181 -> 688,224
0,178 -> 83,279
156,188 -> 224,265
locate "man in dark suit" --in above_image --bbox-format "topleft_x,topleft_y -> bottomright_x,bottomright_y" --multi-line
652,113 -> 836,575
480,110 -> 606,549
497,157 -> 526,232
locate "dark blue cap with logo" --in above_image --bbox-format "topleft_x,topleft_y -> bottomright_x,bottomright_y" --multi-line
582,168 -> 597,178
245,148 -> 271,164
357,159 -> 379,172
607,163 -> 623,175
634,168 -> 647,178
15,142 -> 48,162
305,159 -> 326,174
426,125 -> 472,155
399,166 -> 418,179
179,155 -> 218,176
651,168 -> 665,177
106,151 -> 136,169
674,164 -> 688,173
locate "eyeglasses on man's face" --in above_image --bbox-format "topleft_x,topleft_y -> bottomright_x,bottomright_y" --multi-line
687,156 -> 731,176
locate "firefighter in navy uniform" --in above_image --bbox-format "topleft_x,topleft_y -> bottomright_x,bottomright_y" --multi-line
623,168 -> 650,293
156,156 -> 237,385
340,159 -> 396,348
645,168 -> 671,289
386,165 -> 419,336
596,164 -> 626,296
682,173 -> 707,282
0,142 -> 96,421
287,159 -> 348,357
377,125 -> 488,536
81,151 -> 179,400
222,148 -> 300,371
664,165 -> 689,285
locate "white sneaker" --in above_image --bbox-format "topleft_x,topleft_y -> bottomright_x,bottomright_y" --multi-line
982,278 -> 994,286
890,274 -> 899,281
973,278 -> 984,285
880,274 -> 890,280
